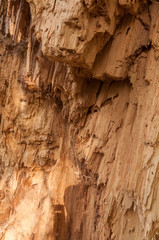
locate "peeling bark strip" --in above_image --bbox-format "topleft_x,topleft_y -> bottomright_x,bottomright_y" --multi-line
0,0 -> 159,240
26,32 -> 32,75
52,0 -> 56,12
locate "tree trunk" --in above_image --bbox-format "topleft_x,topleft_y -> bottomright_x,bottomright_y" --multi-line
0,0 -> 159,239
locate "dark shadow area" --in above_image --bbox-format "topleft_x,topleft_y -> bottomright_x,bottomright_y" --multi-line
52,184 -> 91,240
52,204 -> 68,240
63,183 -> 92,240
8,0 -> 31,40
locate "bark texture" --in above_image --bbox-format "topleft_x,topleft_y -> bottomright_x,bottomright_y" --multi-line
0,0 -> 159,239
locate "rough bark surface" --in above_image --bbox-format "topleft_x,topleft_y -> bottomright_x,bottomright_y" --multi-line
0,0 -> 159,239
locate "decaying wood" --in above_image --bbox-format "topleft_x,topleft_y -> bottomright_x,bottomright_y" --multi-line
0,0 -> 159,239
